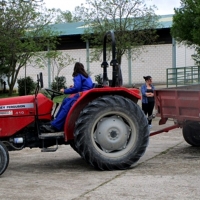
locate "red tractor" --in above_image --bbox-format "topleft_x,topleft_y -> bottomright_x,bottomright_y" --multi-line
0,31 -> 149,175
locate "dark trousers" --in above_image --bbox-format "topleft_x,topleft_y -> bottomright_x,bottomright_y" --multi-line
142,102 -> 155,125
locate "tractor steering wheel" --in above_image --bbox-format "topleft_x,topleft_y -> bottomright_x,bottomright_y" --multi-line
45,88 -> 63,100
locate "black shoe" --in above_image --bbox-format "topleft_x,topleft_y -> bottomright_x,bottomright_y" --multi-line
41,125 -> 58,133
43,121 -> 51,126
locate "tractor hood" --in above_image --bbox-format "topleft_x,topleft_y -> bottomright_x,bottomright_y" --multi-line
0,93 -> 53,117
0,93 -> 53,137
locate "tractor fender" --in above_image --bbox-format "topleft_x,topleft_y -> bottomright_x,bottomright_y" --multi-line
64,87 -> 141,141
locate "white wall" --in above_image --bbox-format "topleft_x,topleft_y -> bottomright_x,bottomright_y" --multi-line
16,43 -> 196,89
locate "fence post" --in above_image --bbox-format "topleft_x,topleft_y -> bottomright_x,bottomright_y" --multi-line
47,46 -> 51,89
128,48 -> 132,87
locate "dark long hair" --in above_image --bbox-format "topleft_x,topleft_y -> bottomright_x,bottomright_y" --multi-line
72,62 -> 89,78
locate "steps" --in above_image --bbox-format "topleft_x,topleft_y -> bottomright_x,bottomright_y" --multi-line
39,131 -> 65,152
39,132 -> 64,139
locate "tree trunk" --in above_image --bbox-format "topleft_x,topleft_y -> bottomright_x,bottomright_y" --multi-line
8,83 -> 14,96
7,63 -> 20,96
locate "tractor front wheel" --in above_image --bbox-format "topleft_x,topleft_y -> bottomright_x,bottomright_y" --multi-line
74,95 -> 149,170
0,141 -> 9,175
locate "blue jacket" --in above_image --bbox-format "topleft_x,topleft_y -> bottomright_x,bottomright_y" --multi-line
141,84 -> 155,104
64,74 -> 93,94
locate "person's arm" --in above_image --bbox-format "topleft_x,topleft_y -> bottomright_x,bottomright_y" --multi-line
141,85 -> 146,97
141,85 -> 153,97
147,93 -> 154,97
148,85 -> 155,97
63,75 -> 82,94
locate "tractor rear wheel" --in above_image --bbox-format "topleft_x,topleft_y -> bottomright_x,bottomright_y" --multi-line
183,121 -> 200,147
74,95 -> 149,170
0,141 -> 9,175
69,140 -> 80,155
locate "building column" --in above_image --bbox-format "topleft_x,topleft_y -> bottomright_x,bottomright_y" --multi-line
86,40 -> 90,73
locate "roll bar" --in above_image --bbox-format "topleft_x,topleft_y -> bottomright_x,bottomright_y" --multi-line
101,30 -> 122,87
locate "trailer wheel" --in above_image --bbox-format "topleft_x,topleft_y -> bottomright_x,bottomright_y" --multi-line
0,141 -> 9,175
183,121 -> 200,147
74,95 -> 149,170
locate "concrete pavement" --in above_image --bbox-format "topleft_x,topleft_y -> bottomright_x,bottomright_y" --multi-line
1,116 -> 200,200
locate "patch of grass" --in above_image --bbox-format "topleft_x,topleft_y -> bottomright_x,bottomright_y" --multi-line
39,89 -> 69,103
0,93 -> 19,98
0,90 -> 68,103
53,95 -> 69,103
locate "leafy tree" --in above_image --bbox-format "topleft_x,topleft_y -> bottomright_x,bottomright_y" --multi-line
171,0 -> 200,65
0,0 -> 59,96
33,50 -> 75,84
94,74 -> 103,84
51,76 -> 67,91
74,0 -> 159,84
192,47 -> 200,66
54,9 -> 82,23
17,76 -> 36,96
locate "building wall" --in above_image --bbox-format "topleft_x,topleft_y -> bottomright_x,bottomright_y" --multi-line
17,43 -> 196,89
176,44 -> 195,68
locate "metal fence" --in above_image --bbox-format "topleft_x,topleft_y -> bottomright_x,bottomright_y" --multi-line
166,66 -> 200,87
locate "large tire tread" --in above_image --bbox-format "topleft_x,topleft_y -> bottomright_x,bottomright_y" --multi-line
74,95 -> 149,170
183,121 -> 200,147
0,141 -> 9,176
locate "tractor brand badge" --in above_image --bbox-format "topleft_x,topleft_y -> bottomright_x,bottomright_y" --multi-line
0,110 -> 13,115
0,103 -> 34,110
